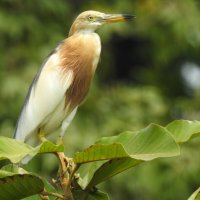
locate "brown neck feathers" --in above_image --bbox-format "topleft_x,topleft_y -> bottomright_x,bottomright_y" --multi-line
59,34 -> 98,111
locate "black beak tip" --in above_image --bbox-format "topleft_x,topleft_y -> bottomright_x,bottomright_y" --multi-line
123,14 -> 136,20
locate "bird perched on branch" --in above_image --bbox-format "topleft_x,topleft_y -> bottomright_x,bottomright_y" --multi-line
14,10 -> 134,146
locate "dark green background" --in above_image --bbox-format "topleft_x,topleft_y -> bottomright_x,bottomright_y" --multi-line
0,0 -> 200,199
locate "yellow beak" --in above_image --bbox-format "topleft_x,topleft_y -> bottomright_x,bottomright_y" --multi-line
104,14 -> 135,23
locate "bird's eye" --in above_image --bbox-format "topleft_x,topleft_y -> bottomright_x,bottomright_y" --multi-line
88,15 -> 95,21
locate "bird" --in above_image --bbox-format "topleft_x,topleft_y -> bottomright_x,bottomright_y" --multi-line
14,10 -> 134,146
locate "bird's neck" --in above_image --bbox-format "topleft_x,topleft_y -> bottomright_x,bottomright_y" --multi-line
69,21 -> 98,36
77,31 -> 101,74
60,31 -> 101,111
69,28 -> 97,37
60,31 -> 102,81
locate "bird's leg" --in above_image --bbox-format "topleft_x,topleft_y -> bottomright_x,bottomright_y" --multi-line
38,128 -> 47,143
56,135 -> 63,145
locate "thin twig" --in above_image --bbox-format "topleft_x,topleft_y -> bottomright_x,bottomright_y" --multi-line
40,188 -> 50,200
39,195 -> 49,200
41,191 -> 64,199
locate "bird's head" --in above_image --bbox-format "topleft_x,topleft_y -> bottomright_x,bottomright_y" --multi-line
69,10 -> 134,36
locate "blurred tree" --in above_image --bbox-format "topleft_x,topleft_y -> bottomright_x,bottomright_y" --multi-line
0,0 -> 200,199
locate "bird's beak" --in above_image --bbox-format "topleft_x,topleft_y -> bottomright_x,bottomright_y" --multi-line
103,14 -> 135,23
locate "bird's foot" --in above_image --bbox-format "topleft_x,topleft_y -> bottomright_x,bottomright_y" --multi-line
38,128 -> 47,143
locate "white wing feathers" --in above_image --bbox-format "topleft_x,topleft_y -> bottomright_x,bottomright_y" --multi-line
15,52 -> 73,143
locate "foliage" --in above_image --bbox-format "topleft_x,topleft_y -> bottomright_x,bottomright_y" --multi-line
188,188 -> 200,200
1,0 -> 200,199
0,120 -> 200,199
0,173 -> 44,200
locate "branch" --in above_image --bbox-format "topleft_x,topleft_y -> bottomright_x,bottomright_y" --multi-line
41,191 -> 64,199
55,152 -> 74,200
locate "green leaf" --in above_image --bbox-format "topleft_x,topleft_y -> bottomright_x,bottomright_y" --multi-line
42,177 -> 57,193
22,177 -> 57,200
1,164 -> 28,174
74,143 -> 129,164
0,137 -> 64,163
75,124 -> 179,164
22,195 -> 41,200
0,164 -> 56,200
188,188 -> 200,200
97,124 -> 179,160
78,158 -> 141,190
0,170 -> 16,178
0,164 -> 28,178
166,120 -> 200,143
76,124 -> 179,189
37,140 -> 64,154
0,174 -> 44,200
0,137 -> 34,163
76,120 -> 200,189
77,161 -> 107,189
85,158 -> 141,189
73,189 -> 110,200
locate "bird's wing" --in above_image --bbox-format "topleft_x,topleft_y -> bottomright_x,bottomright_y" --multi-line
14,47 -> 74,142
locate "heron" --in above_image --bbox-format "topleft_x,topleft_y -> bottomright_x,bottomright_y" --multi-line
14,10 -> 134,146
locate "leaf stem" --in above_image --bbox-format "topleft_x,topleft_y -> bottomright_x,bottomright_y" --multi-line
40,188 -> 50,200
41,191 -> 64,199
